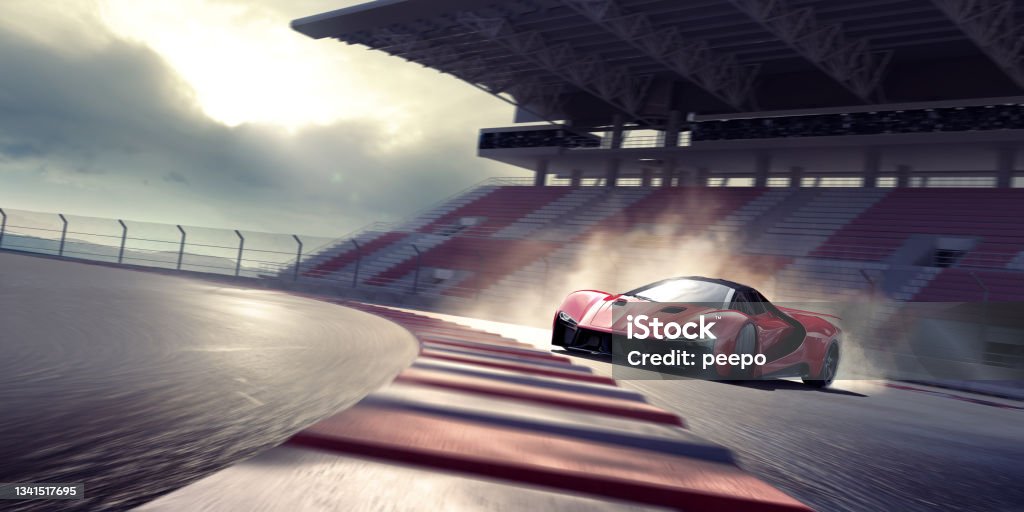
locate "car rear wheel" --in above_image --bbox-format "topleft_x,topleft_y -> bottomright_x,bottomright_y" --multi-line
803,343 -> 839,388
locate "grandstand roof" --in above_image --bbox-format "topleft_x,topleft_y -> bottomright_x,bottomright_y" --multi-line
293,0 -> 1024,127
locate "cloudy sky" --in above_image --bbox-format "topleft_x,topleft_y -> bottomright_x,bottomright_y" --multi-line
0,0 -> 523,236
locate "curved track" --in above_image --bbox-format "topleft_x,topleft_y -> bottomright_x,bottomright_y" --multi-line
0,252 -> 419,511
554,350 -> 1024,512
628,379 -> 1024,512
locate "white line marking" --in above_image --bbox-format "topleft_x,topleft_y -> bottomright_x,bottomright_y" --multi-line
235,391 -> 264,407
182,347 -> 308,352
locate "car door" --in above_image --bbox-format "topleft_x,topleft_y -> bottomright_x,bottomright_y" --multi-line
734,291 -> 794,361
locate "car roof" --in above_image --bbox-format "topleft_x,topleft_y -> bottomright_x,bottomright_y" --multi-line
671,276 -> 756,293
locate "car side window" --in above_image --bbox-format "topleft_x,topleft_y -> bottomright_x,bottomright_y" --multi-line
751,291 -> 771,316
748,294 -> 767,315
733,291 -> 767,316
732,291 -> 754,315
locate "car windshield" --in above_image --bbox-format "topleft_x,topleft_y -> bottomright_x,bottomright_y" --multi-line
625,278 -> 733,304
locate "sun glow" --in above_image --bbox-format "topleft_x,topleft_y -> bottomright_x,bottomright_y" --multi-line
98,0 -> 392,131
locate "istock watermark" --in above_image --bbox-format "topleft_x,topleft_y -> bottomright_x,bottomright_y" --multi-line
623,313 -> 766,373
626,314 -> 718,340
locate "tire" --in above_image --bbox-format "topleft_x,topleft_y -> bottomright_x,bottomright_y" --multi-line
803,343 -> 839,388
732,324 -> 758,379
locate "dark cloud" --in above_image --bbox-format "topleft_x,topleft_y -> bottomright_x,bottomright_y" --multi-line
0,7 -> 522,236
162,171 -> 188,184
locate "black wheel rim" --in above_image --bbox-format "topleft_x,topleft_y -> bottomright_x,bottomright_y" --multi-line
824,347 -> 838,382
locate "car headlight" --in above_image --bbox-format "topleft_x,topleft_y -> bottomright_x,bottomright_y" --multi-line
558,311 -> 577,327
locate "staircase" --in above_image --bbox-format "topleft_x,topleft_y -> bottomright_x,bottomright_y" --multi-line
748,189 -> 889,256
709,188 -> 794,235
358,233 -> 450,286
532,188 -> 653,242
492,188 -> 606,239
772,258 -> 890,301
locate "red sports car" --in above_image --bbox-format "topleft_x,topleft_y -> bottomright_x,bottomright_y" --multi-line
552,276 -> 842,387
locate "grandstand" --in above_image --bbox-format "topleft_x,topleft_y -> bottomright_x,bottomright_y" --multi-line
287,182 -> 1024,305
289,0 -> 1024,349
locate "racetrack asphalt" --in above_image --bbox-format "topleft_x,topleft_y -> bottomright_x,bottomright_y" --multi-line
557,351 -> 1024,512
0,251 -> 419,511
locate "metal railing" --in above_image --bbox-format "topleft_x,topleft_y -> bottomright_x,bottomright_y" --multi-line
0,208 -> 333,280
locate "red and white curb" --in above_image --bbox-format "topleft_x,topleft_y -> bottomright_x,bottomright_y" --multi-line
139,301 -> 814,512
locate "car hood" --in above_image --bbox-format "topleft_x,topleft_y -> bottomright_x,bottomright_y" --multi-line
581,296 -> 721,332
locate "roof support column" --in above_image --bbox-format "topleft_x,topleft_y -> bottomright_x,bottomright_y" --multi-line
641,167 -> 653,187
662,160 -> 677,187
664,110 -> 682,148
996,145 -> 1016,188
570,169 -> 584,187
606,158 -> 621,187
864,148 -> 881,188
896,164 -> 912,188
790,166 -> 805,188
610,114 -> 626,149
696,167 -> 710,187
534,159 -> 550,187
755,151 -> 771,188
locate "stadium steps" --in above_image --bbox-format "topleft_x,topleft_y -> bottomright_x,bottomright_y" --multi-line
300,231 -> 405,279
419,187 -> 573,236
708,188 -> 794,234
479,187 -> 652,296
589,187 -> 769,240
287,229 -> 393,277
492,188 -> 606,239
473,188 -> 650,297
477,242 -> 584,302
479,188 -> 782,302
396,185 -> 501,232
748,189 -> 889,257
911,268 -> 1024,301
343,187 -> 577,288
366,237 -> 560,291
422,239 -> 562,298
811,189 -> 1024,263
531,188 -> 653,242
772,258 -> 890,302
891,266 -> 943,301
292,185 -> 500,280
359,233 -> 451,286
1008,251 -> 1024,270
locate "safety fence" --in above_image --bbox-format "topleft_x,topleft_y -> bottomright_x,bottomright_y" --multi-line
0,208 -> 334,280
